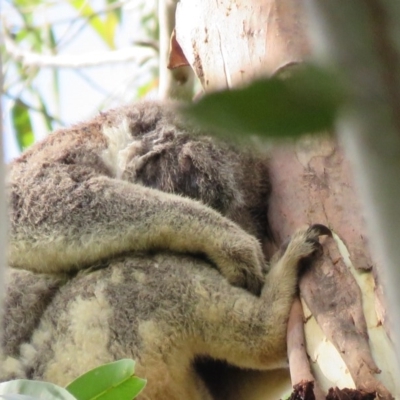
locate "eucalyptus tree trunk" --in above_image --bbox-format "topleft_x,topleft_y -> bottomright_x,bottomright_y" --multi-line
305,0 -> 400,349
175,0 -> 399,398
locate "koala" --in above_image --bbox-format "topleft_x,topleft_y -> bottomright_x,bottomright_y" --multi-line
7,101 -> 269,295
1,226 -> 328,399
1,100 -> 331,399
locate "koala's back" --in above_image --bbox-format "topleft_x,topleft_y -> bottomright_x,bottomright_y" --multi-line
8,101 -> 271,278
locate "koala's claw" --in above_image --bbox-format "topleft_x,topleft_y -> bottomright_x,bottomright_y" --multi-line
305,238 -> 323,259
282,223 -> 331,268
306,224 -> 331,259
307,224 -> 332,238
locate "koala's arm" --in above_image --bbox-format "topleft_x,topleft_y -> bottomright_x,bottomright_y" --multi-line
7,111 -> 265,293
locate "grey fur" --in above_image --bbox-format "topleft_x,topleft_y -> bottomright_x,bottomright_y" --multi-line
7,101 -> 270,294
1,227 -> 325,400
1,101 -> 327,399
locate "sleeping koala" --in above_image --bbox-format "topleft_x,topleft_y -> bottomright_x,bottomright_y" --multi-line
1,101 -> 329,399
7,101 -> 269,294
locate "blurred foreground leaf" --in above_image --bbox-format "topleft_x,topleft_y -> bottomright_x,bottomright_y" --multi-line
66,359 -> 146,400
184,64 -> 344,139
0,380 -> 77,400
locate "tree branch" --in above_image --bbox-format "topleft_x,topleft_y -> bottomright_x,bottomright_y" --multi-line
3,33 -> 155,69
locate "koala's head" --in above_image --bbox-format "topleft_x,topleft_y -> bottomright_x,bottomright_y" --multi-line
121,101 -> 271,241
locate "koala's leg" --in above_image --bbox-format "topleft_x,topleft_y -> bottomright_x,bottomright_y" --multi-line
9,171 -> 264,294
189,225 -> 329,371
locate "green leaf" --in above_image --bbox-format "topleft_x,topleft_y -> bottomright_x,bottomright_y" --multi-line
0,380 -> 77,400
184,64 -> 344,139
66,359 -> 146,400
68,0 -> 116,49
11,101 -> 34,151
14,29 -> 29,43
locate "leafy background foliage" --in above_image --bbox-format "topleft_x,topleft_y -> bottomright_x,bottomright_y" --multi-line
2,0 -> 341,159
2,0 -> 159,158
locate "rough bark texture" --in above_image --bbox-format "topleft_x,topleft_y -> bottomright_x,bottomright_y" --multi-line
268,140 -> 393,399
326,388 -> 376,400
267,138 -> 369,267
289,381 -> 316,400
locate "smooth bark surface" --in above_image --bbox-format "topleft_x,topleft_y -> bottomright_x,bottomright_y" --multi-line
176,0 -> 309,90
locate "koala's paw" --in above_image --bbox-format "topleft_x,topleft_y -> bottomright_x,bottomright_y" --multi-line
284,224 -> 332,268
216,232 -> 266,296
